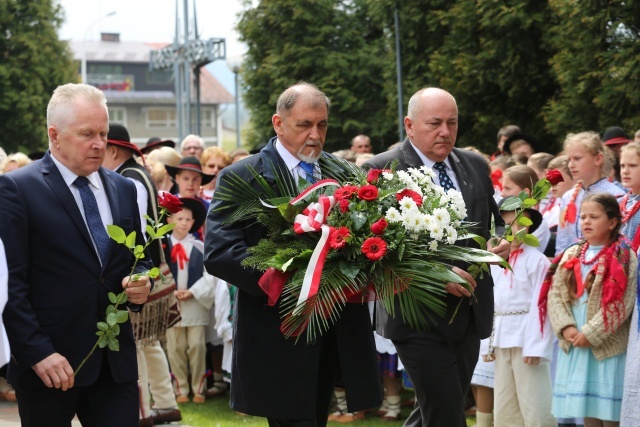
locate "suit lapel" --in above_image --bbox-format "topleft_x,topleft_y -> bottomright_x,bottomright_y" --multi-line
448,150 -> 473,206
41,153 -> 95,255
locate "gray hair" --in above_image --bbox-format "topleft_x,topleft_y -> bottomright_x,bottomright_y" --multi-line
47,83 -> 107,131
180,134 -> 206,151
276,82 -> 331,116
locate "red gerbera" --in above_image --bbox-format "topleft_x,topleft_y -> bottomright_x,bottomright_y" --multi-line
361,237 -> 388,261
334,185 -> 359,201
396,188 -> 423,207
329,227 -> 351,250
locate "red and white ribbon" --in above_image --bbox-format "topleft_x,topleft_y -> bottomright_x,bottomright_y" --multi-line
290,179 -> 340,314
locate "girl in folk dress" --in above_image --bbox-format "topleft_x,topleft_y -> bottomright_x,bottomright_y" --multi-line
483,201 -> 555,427
555,132 -> 626,256
618,142 -> 640,426
546,193 -> 637,427
545,156 -> 575,231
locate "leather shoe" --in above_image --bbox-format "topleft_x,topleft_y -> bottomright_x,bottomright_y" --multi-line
151,408 -> 182,425
139,416 -> 154,427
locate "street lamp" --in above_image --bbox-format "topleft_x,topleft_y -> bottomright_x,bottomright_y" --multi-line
226,55 -> 243,148
81,11 -> 117,84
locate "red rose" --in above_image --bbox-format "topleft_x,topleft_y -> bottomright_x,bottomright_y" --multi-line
339,198 -> 350,214
546,169 -> 564,186
357,185 -> 379,201
361,237 -> 388,261
396,188 -> 423,207
329,227 -> 351,250
334,185 -> 359,201
157,192 -> 183,214
366,169 -> 384,184
370,218 -> 388,235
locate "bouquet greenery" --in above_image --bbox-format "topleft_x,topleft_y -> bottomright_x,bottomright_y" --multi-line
215,158 -> 507,342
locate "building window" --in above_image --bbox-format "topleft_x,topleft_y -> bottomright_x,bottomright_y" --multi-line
147,69 -> 173,85
147,108 -> 176,128
191,107 -> 216,130
108,107 -> 127,126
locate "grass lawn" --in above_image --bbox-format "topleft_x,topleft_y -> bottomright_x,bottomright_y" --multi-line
179,393 -> 477,426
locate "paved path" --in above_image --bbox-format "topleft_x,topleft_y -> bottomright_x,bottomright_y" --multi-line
0,400 -> 193,426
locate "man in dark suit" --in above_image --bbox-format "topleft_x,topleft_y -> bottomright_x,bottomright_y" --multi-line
0,83 -> 152,427
204,82 -> 381,427
365,87 -> 510,427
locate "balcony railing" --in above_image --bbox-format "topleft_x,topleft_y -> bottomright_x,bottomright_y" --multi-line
87,74 -> 135,92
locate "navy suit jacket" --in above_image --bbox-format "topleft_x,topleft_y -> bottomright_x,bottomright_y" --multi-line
0,151 -> 151,388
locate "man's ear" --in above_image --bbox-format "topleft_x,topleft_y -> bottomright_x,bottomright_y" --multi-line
48,126 -> 59,149
404,116 -> 413,139
272,114 -> 283,137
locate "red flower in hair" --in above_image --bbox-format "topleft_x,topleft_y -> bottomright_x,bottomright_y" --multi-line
334,185 -> 359,201
396,189 -> 423,207
546,169 -> 564,186
361,237 -> 388,261
370,218 -> 388,235
329,227 -> 351,250
157,192 -> 183,214
358,185 -> 379,201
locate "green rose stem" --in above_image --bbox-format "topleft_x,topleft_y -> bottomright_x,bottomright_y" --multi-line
448,177 -> 553,325
74,208 -> 176,376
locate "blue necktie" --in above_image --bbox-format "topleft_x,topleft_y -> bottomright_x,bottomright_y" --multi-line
75,176 -> 110,263
299,161 -> 316,183
433,162 -> 455,192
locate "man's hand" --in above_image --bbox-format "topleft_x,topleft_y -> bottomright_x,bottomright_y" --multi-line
32,353 -> 74,390
445,266 -> 476,298
523,356 -> 540,365
174,289 -> 194,301
487,237 -> 511,261
122,275 -> 151,305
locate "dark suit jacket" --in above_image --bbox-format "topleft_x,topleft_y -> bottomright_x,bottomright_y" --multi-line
365,140 -> 504,341
0,151 -> 151,388
204,138 -> 381,419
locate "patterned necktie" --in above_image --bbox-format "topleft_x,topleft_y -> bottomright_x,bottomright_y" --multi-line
298,161 -> 316,183
74,176 -> 110,263
433,162 -> 455,192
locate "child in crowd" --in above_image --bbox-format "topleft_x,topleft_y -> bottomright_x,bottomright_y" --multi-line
501,165 -> 551,255
546,193 -> 637,427
528,153 -> 556,217
165,198 -> 215,404
481,200 -> 555,427
544,156 -> 575,231
556,132 -> 626,255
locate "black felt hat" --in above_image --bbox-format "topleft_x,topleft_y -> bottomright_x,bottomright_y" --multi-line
107,123 -> 144,157
141,137 -> 176,154
164,156 -> 215,185
178,197 -> 207,233
602,126 -> 631,146
502,133 -> 541,156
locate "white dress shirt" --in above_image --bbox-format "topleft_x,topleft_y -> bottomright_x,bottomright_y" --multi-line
408,141 -> 461,190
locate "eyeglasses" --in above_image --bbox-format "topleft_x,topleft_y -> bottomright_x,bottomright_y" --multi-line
184,146 -> 203,152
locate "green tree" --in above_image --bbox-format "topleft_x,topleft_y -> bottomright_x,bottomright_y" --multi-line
237,0 -> 394,152
544,0 -> 640,138
0,0 -> 77,153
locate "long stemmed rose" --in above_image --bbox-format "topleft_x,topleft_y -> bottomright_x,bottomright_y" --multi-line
74,193 -> 183,375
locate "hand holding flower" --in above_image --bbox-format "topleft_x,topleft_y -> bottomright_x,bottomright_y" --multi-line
122,275 -> 151,305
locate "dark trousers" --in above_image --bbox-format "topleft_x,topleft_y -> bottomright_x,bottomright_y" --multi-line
267,329 -> 340,427
14,358 -> 138,427
394,319 -> 480,427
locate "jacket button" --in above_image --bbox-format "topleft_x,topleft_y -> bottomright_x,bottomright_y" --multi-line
99,277 -> 105,284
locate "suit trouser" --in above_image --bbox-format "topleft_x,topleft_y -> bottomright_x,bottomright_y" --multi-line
393,319 -> 479,427
166,325 -> 206,396
137,341 -> 178,417
493,347 -> 555,427
14,355 -> 138,427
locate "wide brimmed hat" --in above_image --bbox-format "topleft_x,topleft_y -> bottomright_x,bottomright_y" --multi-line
179,197 -> 207,233
503,133 -> 541,156
107,123 -> 144,157
497,197 -> 543,234
164,156 -> 215,185
141,137 -> 176,154
602,126 -> 631,146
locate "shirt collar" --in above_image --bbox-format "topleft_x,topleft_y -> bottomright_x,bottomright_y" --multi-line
50,153 -> 103,190
408,140 -> 453,170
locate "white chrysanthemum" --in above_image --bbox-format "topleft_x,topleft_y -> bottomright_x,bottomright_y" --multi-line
408,167 -> 425,180
382,171 -> 394,181
452,220 -> 461,228
432,185 -> 445,198
396,170 -> 414,186
433,208 -> 451,226
428,240 -> 438,251
430,225 -> 444,241
445,226 -> 457,244
385,207 -> 402,223
419,165 -> 436,178
401,211 -> 421,232
398,196 -> 418,212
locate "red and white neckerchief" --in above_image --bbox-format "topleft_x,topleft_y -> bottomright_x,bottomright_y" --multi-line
171,243 -> 190,270
505,247 -> 524,288
539,196 -> 557,215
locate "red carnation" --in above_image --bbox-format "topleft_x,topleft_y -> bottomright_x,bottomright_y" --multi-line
396,188 -> 423,207
546,169 -> 564,186
339,198 -> 350,214
370,218 -> 388,235
361,237 -> 388,261
329,227 -> 351,250
334,185 -> 359,201
157,192 -> 183,214
358,185 -> 379,201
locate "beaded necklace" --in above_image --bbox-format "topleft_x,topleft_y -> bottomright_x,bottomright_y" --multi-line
579,241 -> 610,265
619,193 -> 640,224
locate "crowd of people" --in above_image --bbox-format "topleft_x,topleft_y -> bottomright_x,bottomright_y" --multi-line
1,81 -> 640,427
